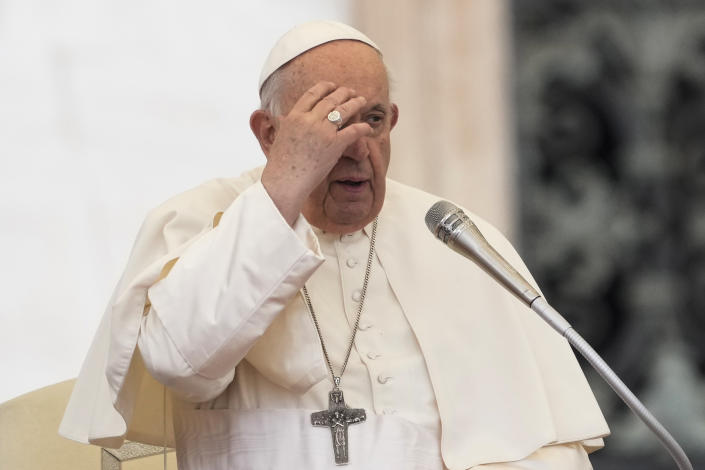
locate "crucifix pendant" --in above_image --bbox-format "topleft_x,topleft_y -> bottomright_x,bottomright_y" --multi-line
311,381 -> 366,465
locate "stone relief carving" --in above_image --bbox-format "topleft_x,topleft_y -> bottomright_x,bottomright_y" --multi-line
513,2 -> 705,467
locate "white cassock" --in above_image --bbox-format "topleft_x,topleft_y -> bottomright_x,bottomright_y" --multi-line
59,167 -> 609,469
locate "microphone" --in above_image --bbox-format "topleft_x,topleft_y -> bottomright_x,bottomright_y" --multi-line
425,200 -> 693,470
425,201 -> 541,306
424,200 -> 572,334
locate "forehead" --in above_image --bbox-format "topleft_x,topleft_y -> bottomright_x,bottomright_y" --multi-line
281,40 -> 389,105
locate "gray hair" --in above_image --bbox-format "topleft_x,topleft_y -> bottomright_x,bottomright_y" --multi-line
259,66 -> 286,116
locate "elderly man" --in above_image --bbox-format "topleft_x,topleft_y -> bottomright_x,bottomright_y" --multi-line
60,21 -> 608,469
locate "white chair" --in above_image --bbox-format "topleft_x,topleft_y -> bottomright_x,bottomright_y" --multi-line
0,380 -> 177,470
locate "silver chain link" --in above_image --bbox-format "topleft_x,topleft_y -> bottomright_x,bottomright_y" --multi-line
301,217 -> 378,389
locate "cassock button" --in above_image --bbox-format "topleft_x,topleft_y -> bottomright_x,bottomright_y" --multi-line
366,351 -> 381,360
346,258 -> 358,268
359,322 -> 373,331
377,375 -> 393,384
352,289 -> 362,302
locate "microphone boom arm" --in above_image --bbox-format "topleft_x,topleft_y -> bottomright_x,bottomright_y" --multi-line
533,298 -> 693,470
426,201 -> 693,470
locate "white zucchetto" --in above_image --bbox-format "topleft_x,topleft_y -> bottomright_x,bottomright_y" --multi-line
258,20 -> 380,94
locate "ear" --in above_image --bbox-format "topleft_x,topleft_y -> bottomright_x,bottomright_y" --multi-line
390,103 -> 399,130
250,110 -> 278,158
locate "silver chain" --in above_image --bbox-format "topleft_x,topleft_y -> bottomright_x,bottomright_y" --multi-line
301,217 -> 378,389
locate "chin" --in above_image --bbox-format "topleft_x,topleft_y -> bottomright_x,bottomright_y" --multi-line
328,216 -> 371,231
309,210 -> 375,234
305,197 -> 382,233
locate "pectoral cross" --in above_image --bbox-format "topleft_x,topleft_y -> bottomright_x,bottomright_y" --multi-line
311,387 -> 366,465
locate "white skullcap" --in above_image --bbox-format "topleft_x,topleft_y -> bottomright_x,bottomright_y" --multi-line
258,20 -> 380,95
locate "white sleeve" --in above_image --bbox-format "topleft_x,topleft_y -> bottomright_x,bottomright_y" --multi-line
138,181 -> 324,403
470,443 -> 594,470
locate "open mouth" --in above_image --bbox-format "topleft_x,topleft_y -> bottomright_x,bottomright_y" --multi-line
338,180 -> 366,187
333,178 -> 370,194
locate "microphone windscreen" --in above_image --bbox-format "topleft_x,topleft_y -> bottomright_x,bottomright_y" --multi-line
425,200 -> 458,234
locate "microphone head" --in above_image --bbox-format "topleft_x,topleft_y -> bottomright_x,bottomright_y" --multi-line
425,200 -> 458,233
425,200 -> 469,244
426,200 -> 542,306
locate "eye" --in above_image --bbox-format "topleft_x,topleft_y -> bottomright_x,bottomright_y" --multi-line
366,113 -> 385,127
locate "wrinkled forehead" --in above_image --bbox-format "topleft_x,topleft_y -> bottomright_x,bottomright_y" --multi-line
290,41 -> 387,86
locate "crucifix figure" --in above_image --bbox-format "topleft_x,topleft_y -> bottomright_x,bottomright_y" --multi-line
311,387 -> 366,465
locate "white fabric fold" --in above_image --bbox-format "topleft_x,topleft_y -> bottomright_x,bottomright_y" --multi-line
173,408 -> 444,470
59,166 -> 609,468
142,181 -> 324,402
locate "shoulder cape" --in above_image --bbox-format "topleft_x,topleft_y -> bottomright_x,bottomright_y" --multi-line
60,167 -> 608,469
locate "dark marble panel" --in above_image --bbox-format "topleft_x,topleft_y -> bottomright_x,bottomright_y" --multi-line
512,2 -> 705,467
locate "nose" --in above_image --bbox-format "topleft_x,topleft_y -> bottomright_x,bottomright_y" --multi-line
342,137 -> 369,162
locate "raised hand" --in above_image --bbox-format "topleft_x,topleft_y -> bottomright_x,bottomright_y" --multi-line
252,81 -> 373,226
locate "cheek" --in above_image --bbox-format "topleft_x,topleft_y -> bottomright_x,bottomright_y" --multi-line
309,180 -> 329,202
371,138 -> 391,175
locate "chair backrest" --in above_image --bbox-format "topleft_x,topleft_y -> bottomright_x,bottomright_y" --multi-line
0,379 -> 176,470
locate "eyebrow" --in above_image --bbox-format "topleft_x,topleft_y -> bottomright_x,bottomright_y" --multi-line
368,104 -> 388,114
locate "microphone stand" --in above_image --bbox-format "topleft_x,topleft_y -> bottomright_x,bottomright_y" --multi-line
532,297 -> 693,470
426,201 -> 694,470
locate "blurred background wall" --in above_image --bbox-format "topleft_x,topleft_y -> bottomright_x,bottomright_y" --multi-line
0,0 -> 351,402
512,1 -> 705,468
1,0 -> 703,468
354,0 -> 516,238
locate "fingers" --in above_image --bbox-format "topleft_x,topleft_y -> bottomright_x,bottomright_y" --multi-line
335,122 -> 373,148
327,96 -> 367,129
292,81 -> 337,113
310,86 -> 359,117
292,82 -> 366,125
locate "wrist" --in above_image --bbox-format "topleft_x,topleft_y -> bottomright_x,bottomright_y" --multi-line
260,169 -> 308,227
